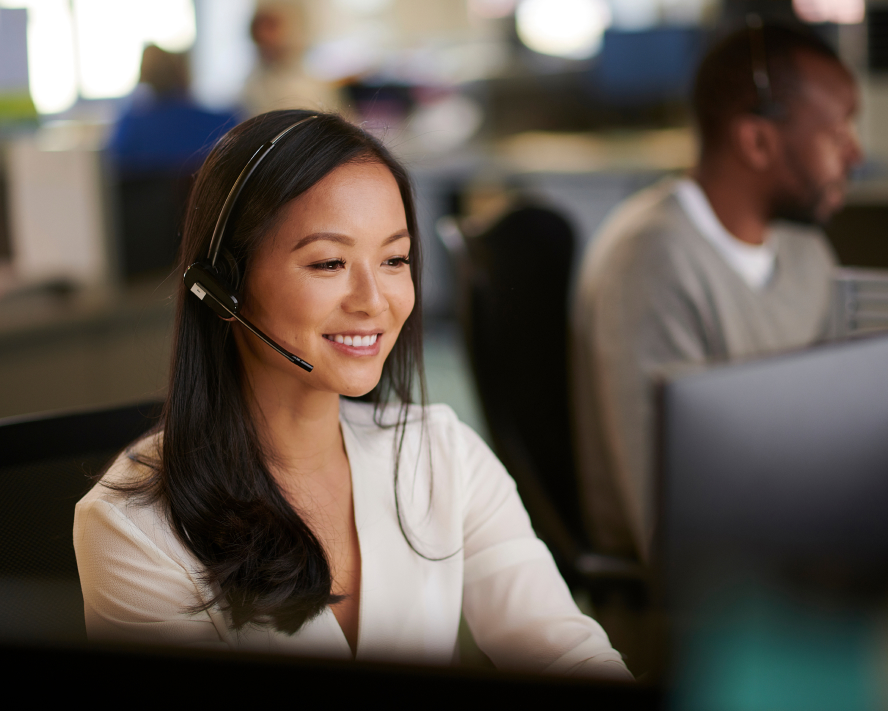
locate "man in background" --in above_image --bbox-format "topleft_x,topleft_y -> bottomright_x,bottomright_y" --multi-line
108,45 -> 237,175
571,22 -> 862,563
241,1 -> 341,115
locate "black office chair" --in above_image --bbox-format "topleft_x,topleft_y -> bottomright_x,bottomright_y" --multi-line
117,171 -> 191,279
0,400 -> 163,644
437,204 -> 644,587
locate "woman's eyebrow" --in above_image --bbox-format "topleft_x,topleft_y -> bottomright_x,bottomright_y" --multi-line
293,229 -> 411,251
292,233 -> 356,251
384,229 -> 411,245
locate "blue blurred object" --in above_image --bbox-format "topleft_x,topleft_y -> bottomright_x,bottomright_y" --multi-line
589,27 -> 706,106
0,8 -> 28,93
108,91 -> 238,175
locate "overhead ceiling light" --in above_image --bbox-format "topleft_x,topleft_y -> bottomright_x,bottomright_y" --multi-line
516,0 -> 612,60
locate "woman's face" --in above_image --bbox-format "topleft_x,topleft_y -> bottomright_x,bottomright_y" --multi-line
236,160 -> 415,398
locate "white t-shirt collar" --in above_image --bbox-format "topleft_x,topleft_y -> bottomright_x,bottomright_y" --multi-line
674,178 -> 776,290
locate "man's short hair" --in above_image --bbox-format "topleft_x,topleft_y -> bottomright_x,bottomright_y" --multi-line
692,23 -> 842,151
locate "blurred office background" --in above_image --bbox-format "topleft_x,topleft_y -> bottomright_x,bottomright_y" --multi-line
3,0 -> 888,701
1,0 -> 886,424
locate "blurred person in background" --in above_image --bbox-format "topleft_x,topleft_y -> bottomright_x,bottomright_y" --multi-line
108,44 -> 238,176
242,1 -> 341,116
571,22 -> 862,564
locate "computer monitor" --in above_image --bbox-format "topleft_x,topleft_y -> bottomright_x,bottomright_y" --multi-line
657,333 -> 888,710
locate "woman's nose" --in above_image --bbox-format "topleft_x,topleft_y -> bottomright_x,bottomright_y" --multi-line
342,265 -> 388,317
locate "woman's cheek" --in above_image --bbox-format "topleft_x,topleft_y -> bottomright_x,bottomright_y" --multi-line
393,277 -> 416,321
292,276 -> 344,314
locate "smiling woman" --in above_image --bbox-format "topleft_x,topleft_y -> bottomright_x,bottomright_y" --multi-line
238,161 -> 415,402
71,110 -> 630,679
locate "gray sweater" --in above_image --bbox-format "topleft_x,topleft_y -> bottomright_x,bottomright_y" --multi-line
570,179 -> 837,560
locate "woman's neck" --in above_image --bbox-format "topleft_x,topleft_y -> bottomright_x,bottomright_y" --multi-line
245,371 -> 344,484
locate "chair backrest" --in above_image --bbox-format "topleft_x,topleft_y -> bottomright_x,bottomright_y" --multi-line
118,172 -> 191,278
441,204 -> 589,568
0,400 -> 162,644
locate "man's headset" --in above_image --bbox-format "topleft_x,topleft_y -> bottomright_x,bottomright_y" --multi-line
183,115 -> 318,373
747,14 -> 784,119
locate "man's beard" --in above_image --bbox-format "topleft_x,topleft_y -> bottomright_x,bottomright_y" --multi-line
770,178 -> 846,227
770,146 -> 847,227
771,189 -> 824,226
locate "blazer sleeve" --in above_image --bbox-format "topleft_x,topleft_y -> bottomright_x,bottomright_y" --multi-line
457,422 -> 632,680
73,494 -> 229,650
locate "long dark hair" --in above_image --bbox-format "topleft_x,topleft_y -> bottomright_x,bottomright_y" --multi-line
117,110 -> 426,633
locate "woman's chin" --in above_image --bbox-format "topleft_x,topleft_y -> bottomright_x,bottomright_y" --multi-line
336,376 -> 383,400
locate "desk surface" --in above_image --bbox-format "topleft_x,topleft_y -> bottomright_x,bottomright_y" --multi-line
0,273 -> 175,419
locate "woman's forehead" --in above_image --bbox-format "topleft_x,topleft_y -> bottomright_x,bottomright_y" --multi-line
264,162 -> 408,249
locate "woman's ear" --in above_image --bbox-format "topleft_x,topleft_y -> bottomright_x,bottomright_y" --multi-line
731,114 -> 781,172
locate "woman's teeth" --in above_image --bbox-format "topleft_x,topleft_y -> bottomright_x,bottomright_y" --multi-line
325,333 -> 378,347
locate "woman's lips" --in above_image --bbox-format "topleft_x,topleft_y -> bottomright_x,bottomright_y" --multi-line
322,332 -> 381,356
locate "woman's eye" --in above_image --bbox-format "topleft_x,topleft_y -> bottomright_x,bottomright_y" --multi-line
311,259 -> 345,271
384,256 -> 411,268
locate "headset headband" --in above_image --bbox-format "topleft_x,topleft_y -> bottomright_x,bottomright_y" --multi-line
183,114 -> 319,373
207,115 -> 318,267
746,14 -> 781,118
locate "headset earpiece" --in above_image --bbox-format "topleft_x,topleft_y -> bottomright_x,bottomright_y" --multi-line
184,262 -> 241,318
185,249 -> 241,320
184,258 -> 312,371
216,247 -> 242,294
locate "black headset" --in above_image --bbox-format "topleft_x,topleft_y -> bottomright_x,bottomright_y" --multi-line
183,116 -> 318,373
747,14 -> 784,119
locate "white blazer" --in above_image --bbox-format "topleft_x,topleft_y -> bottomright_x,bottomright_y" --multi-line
73,400 -> 630,679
